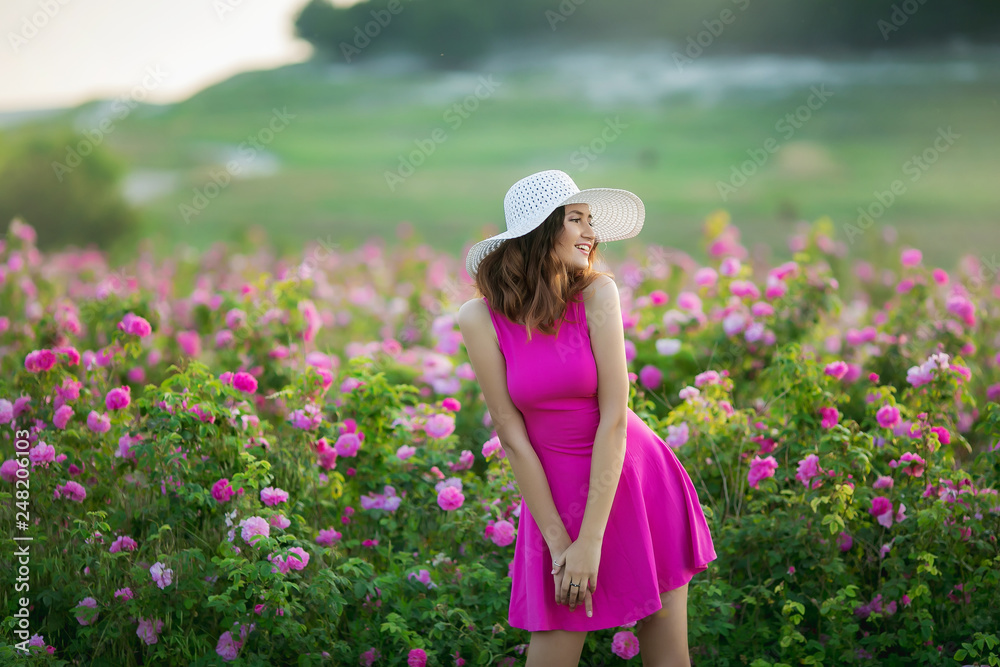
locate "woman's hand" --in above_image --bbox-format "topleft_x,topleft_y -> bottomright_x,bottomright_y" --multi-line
548,539 -> 572,605
550,538 -> 601,617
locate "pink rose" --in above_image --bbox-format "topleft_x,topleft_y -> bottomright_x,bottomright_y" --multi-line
794,454 -> 822,487
818,406 -> 839,429
334,433 -> 361,457
824,361 -> 848,380
105,386 -> 131,411
407,649 -> 428,667
149,562 -> 173,589
239,516 -> 270,545
75,597 -> 99,626
639,365 -> 663,390
611,630 -> 640,659
87,411 -> 111,434
747,456 -> 778,489
437,485 -> 465,511
54,480 -> 87,502
110,535 -> 138,553
24,349 -> 57,373
232,371 -> 258,394
876,405 -> 901,429
212,478 -> 235,503
316,528 -> 342,546
869,496 -> 895,528
136,617 -> 164,645
53,404 -> 73,429
490,519 -> 516,547
118,313 -> 152,337
260,486 -> 289,506
424,413 -> 456,439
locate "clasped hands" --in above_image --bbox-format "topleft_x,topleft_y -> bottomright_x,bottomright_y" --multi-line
549,538 -> 601,618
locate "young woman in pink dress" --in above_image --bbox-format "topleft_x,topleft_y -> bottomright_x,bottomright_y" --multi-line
457,170 -> 717,666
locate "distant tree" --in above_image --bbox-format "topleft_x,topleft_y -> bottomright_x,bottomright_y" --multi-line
293,0 -> 1000,67
401,0 -> 495,68
294,0 -> 522,68
0,130 -> 138,252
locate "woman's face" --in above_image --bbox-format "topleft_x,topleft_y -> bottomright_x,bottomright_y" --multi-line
554,204 -> 595,271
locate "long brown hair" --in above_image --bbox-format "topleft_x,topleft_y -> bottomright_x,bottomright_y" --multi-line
473,205 -> 612,341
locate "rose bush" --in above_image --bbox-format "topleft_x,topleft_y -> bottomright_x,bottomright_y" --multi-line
0,213 -> 997,665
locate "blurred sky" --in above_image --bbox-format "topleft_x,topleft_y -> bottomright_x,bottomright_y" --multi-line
0,0 -> 368,112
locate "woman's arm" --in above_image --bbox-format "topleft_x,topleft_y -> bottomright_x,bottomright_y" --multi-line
577,277 -> 630,545
456,300 -> 572,555
495,407 -> 573,554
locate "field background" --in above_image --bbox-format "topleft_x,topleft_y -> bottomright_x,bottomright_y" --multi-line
2,46 -> 999,269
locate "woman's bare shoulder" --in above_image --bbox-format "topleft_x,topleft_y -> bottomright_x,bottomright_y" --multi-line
457,298 -> 499,348
458,297 -> 488,318
581,275 -> 618,335
457,298 -> 492,333
581,274 -> 616,302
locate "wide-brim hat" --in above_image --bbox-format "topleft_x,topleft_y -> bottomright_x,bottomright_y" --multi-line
465,169 -> 645,277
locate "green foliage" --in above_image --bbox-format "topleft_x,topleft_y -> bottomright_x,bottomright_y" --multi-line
0,130 -> 138,252
0,214 -> 998,664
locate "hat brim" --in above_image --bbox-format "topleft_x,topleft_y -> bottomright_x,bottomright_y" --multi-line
466,187 -> 645,277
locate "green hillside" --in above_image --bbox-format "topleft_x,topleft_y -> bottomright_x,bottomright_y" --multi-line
5,50 -> 999,268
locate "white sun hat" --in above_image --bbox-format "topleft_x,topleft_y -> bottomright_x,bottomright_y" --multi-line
465,169 -> 645,277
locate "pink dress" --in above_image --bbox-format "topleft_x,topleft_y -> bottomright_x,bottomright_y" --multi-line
483,294 -> 717,632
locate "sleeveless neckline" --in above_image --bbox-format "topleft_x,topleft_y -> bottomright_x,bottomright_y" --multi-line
482,295 -> 586,332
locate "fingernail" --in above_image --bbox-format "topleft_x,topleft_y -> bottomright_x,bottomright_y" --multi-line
587,611 -> 592,617
551,569 -> 555,574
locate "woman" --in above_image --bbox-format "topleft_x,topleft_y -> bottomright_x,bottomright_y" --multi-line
457,170 -> 717,666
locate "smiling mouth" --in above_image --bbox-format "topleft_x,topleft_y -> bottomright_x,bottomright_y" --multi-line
575,245 -> 590,255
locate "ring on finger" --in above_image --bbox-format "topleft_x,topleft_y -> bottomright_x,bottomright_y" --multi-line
568,581 -> 581,603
